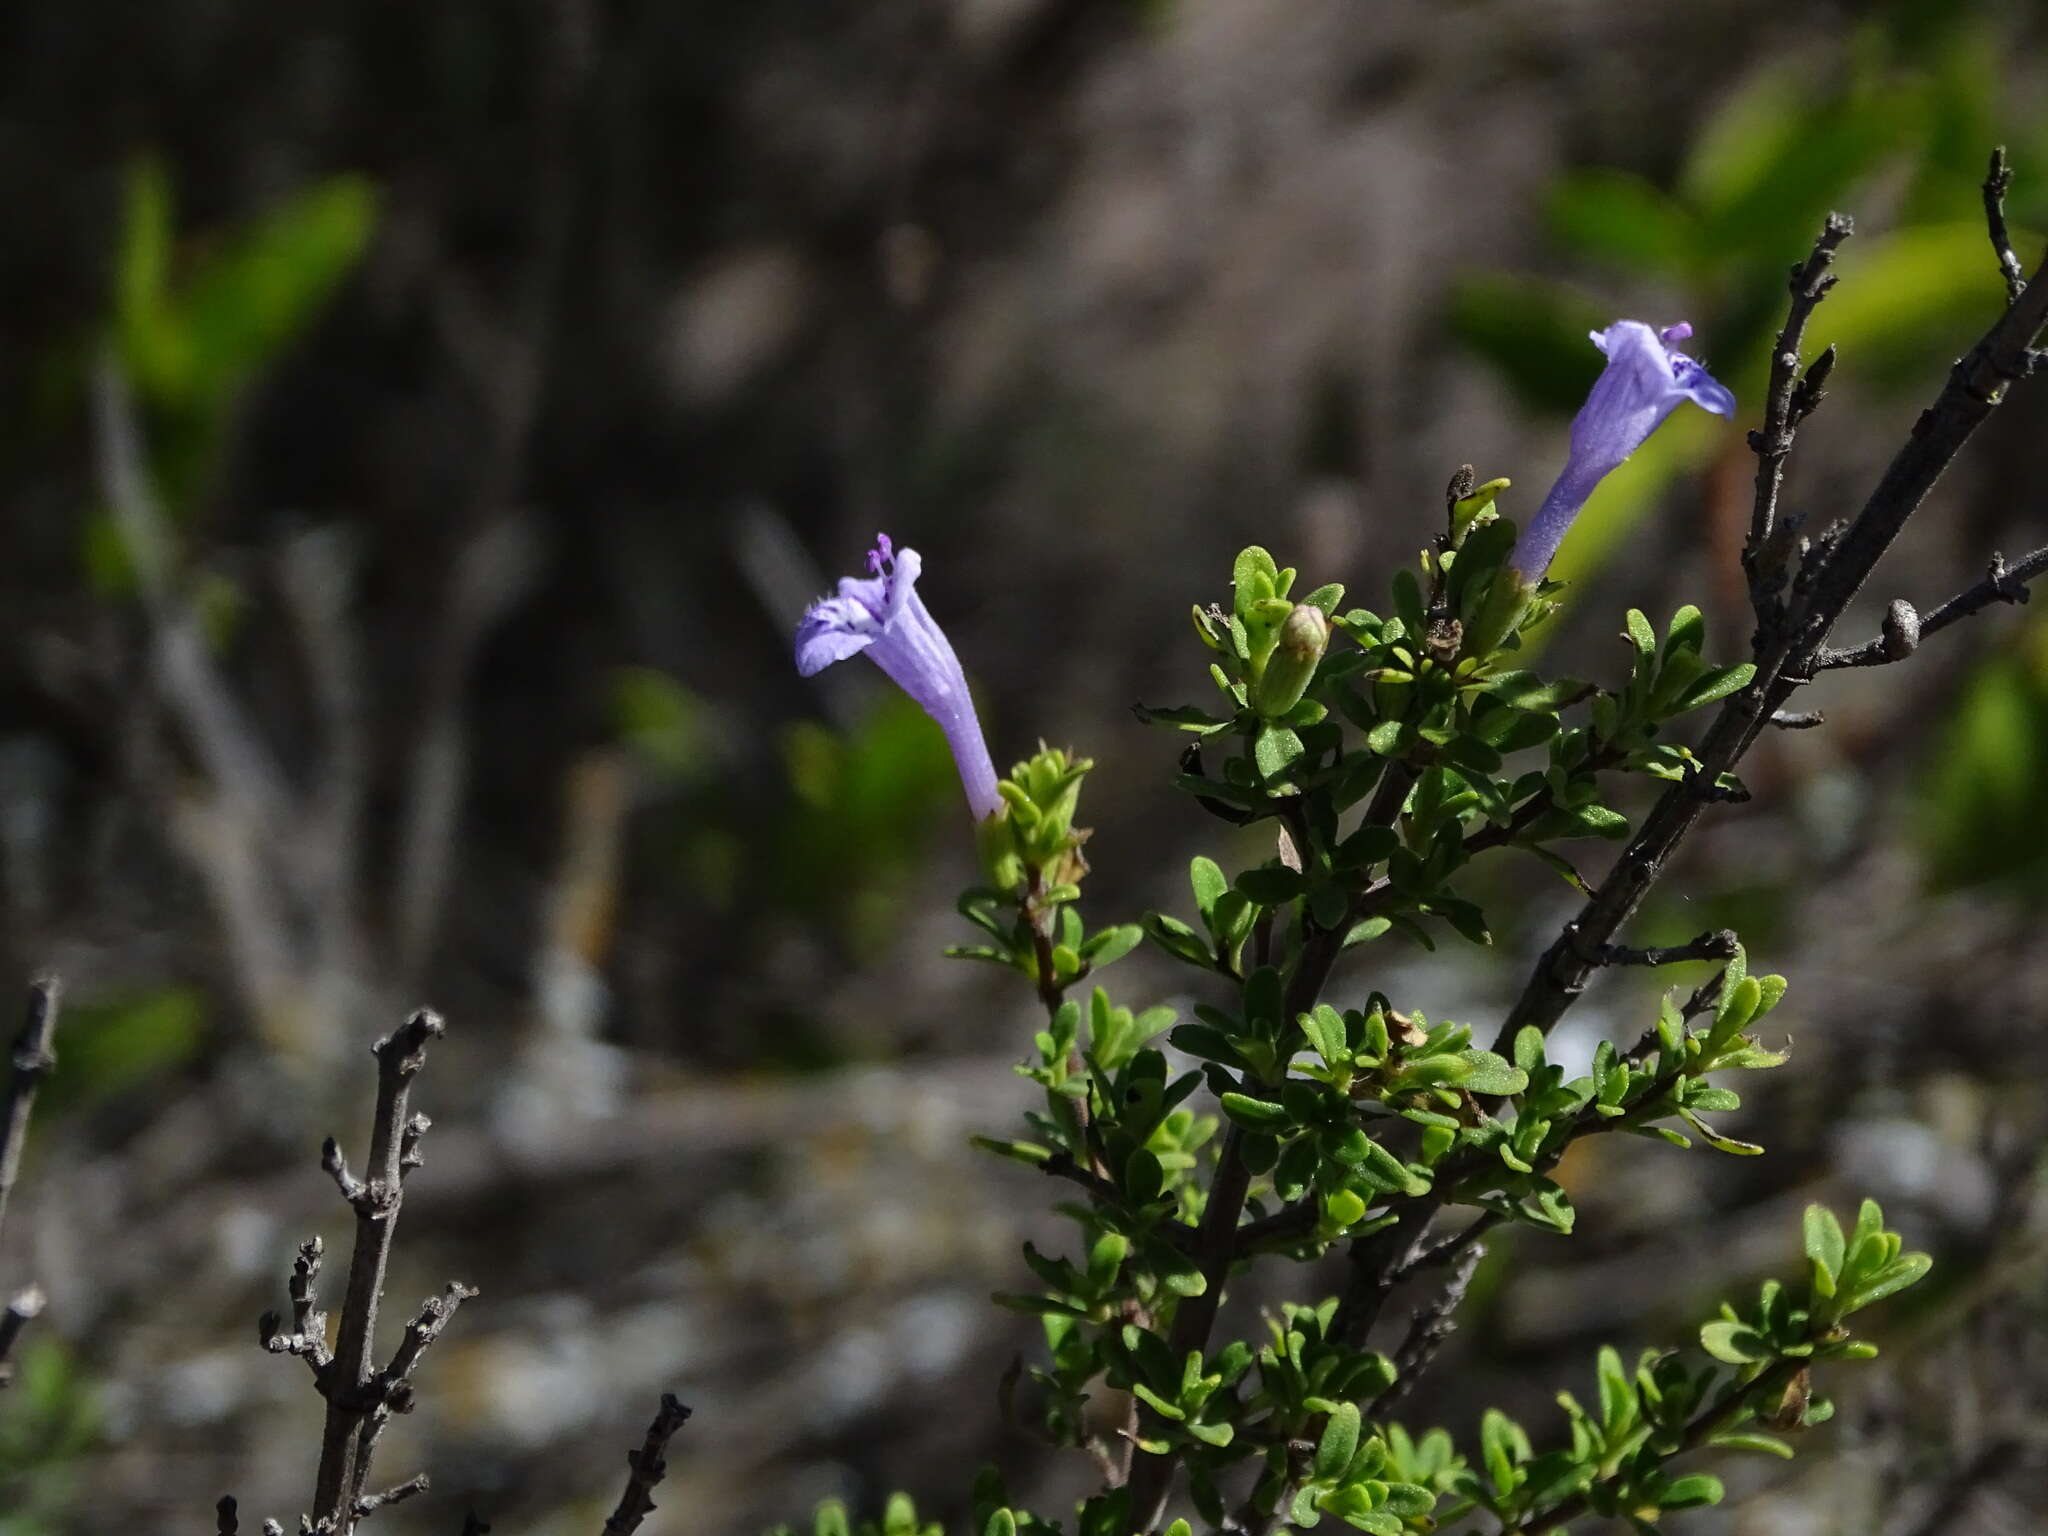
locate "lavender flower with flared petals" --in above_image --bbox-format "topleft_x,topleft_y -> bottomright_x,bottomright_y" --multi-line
795,534 -> 1003,821
1509,321 -> 1737,582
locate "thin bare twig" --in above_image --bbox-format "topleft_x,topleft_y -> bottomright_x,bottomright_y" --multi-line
1379,1240 -> 1487,1416
259,1237 -> 331,1378
1984,146 -> 2028,304
354,1475 -> 430,1517
1577,928 -> 1739,969
0,977 -> 60,1248
0,978 -> 59,1387
1745,214 -> 1853,612
601,1393 -> 693,1535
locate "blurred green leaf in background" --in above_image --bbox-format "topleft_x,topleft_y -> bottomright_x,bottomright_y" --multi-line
40,988 -> 208,1117
90,156 -> 378,594
781,692 -> 959,951
0,1340 -> 100,1536
1916,611 -> 2048,900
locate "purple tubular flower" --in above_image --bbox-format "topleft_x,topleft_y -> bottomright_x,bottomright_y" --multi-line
795,534 -> 1003,821
1509,321 -> 1737,581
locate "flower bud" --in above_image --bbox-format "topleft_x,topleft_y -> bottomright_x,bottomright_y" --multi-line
1253,604 -> 1330,717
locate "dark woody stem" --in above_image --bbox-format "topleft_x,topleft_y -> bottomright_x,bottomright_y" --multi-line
1123,763 -> 1417,1530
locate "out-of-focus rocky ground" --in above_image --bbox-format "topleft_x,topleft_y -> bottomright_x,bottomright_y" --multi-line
1,1 -> 2045,1531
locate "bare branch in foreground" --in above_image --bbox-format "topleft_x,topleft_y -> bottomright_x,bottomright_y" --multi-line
601,1393 -> 694,1535
256,1010 -> 465,1534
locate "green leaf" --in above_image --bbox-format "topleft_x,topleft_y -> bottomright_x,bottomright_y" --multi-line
1190,857 -> 1229,918
970,1137 -> 1052,1168
1625,608 -> 1657,663
1143,913 -> 1214,968
1484,671 -> 1592,711
1219,1093 -> 1294,1132
1342,916 -> 1392,948
1131,1382 -> 1186,1421
1132,702 -> 1234,733
1710,1431 -> 1795,1459
1316,1402 -> 1362,1481
1677,1106 -> 1763,1156
1125,1147 -> 1165,1203
1664,604 -> 1706,658
1480,1408 -> 1524,1498
1847,1197 -> 1885,1267
1354,1137 -> 1430,1197
1300,1005 -> 1349,1066
1698,1320 -> 1769,1364
1457,1050 -> 1527,1095
1169,1024 -> 1248,1068
1844,1252 -> 1933,1313
1675,663 -> 1756,712
1256,725 -> 1306,780
1803,1204 -> 1846,1297
1596,1345 -> 1636,1435
1238,866 -> 1308,906
1080,924 -> 1144,968
1544,167 -> 1697,276
1659,1474 -> 1724,1510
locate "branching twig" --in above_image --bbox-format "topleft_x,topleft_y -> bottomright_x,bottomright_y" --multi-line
1745,214 -> 1853,611
601,1393 -> 693,1535
1378,1240 -> 1486,1416
255,1010 -> 465,1535
260,1237 -> 332,1377
1387,1213 -> 1500,1288
1984,146 -> 2027,305
1811,544 -> 2047,669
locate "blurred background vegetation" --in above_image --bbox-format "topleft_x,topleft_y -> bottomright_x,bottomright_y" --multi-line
1,0 -> 2045,1531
